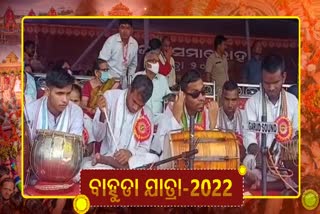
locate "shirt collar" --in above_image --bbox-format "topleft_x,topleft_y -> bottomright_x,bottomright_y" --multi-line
264,91 -> 281,107
144,70 -> 159,79
116,33 -> 133,44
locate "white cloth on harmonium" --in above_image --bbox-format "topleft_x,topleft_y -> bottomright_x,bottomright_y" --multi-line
81,89 -> 159,171
151,103 -> 211,168
24,96 -> 84,144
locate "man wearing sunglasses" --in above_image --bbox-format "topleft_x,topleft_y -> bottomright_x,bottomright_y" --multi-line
151,70 -> 219,166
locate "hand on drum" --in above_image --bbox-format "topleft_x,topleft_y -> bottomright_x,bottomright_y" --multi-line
172,90 -> 185,123
114,149 -> 132,165
206,100 -> 219,129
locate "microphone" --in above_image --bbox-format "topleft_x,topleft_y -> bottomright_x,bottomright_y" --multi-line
189,115 -> 195,169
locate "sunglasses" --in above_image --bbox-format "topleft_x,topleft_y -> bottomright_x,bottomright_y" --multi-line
185,89 -> 206,99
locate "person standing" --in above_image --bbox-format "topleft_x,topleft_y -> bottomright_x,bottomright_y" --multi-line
99,19 -> 138,89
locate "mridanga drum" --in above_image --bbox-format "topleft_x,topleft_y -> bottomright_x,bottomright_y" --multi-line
169,130 -> 240,169
30,129 -> 83,183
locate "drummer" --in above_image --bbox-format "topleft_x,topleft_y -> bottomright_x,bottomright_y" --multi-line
217,80 -> 246,161
87,75 -> 159,169
24,69 -> 84,143
151,70 -> 219,163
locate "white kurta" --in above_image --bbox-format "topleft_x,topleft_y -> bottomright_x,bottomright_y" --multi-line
98,33 -> 138,88
243,89 -> 298,183
243,90 -> 298,150
151,104 -> 211,168
216,108 -> 246,135
24,97 -> 84,144
92,89 -> 158,169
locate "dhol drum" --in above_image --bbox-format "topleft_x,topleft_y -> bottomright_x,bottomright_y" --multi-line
169,130 -> 240,169
30,130 -> 83,182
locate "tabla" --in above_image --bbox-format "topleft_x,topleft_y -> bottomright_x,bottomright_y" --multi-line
169,130 -> 240,169
30,129 -> 83,183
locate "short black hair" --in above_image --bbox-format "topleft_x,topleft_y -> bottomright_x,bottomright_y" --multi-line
0,165 -> 9,178
130,75 -> 153,104
94,58 -> 107,71
261,54 -> 285,74
46,69 -> 75,88
24,40 -> 35,50
214,35 -> 227,50
149,38 -> 161,50
72,84 -> 82,100
180,70 -> 202,92
223,80 -> 238,92
119,19 -> 133,27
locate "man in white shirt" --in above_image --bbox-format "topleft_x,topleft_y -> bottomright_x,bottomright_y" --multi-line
25,69 -> 84,144
134,50 -> 172,124
243,54 -> 298,192
99,19 -> 138,89
91,75 -> 158,169
151,70 -> 219,163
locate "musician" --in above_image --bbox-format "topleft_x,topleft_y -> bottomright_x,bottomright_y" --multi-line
217,80 -> 244,133
99,19 -> 138,89
151,70 -> 219,161
25,69 -> 84,143
243,54 -> 298,190
217,80 -> 246,161
89,75 -> 158,169
81,58 -> 119,117
134,50 -> 172,124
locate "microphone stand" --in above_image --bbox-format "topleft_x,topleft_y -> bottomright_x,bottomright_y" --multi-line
189,115 -> 195,169
261,88 -> 267,196
135,149 -> 198,169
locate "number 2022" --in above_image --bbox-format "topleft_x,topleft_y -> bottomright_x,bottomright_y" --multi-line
190,179 -> 232,197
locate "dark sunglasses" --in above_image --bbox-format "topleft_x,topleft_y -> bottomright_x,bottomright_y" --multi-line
185,89 -> 206,99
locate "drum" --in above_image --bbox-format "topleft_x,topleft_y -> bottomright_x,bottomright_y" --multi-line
30,130 -> 83,182
169,130 -> 240,169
